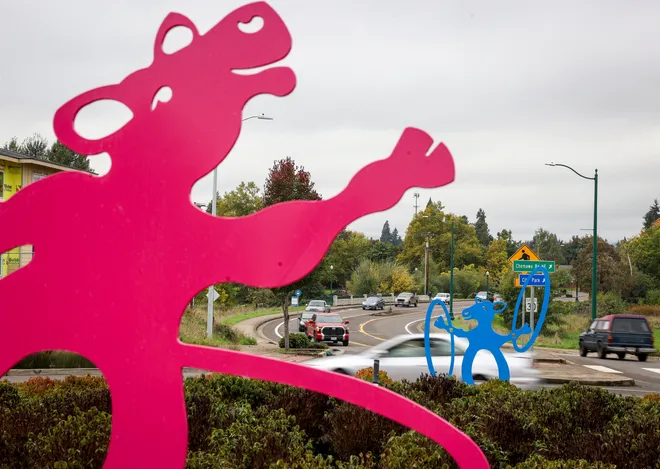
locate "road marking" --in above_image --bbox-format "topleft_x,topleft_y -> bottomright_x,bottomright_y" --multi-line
584,365 -> 623,374
359,310 -> 427,341
405,315 -> 442,334
275,322 -> 284,338
642,368 -> 660,374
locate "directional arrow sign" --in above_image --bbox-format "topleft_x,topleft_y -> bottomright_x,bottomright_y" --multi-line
513,260 -> 555,273
518,274 -> 547,287
207,287 -> 220,302
295,289 -> 302,297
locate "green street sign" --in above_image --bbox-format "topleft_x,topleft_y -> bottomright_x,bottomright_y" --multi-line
513,260 -> 555,273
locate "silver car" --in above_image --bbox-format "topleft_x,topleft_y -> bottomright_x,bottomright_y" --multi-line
306,300 -> 331,313
304,333 -> 540,387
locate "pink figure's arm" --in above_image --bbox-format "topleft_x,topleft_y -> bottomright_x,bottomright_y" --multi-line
194,128 -> 455,288
178,343 -> 489,468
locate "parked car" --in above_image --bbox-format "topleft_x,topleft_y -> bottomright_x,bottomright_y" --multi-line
306,299 -> 331,313
306,313 -> 350,346
395,292 -> 418,307
579,314 -> 657,361
493,293 -> 503,302
303,333 -> 540,387
434,293 -> 450,305
362,296 -> 385,310
475,291 -> 494,302
298,311 -> 315,332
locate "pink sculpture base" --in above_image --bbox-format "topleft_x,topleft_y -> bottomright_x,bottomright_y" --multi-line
0,2 -> 488,468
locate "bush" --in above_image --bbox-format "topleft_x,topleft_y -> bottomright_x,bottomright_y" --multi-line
354,367 -> 393,386
279,333 -> 311,349
628,304 -> 660,317
597,292 -> 627,316
646,289 -> 660,305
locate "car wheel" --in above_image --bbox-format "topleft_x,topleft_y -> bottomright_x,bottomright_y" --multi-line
342,340 -> 349,346
638,353 -> 648,362
579,343 -> 588,357
334,369 -> 349,375
617,352 -> 626,360
597,342 -> 607,359
362,307 -> 366,310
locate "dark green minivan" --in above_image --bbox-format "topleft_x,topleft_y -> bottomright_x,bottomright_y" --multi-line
579,314 -> 656,361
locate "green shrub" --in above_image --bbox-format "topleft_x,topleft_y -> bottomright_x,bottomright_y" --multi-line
646,289 -> 660,306
508,455 -> 616,468
597,292 -> 627,316
279,333 -> 311,349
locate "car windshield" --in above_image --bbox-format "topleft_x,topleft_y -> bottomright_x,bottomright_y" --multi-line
398,293 -> 412,298
301,313 -> 314,320
612,318 -> 650,333
308,301 -> 325,307
366,297 -> 379,302
316,315 -> 343,323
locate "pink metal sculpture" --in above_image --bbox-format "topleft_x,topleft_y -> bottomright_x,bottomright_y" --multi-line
0,2 -> 489,467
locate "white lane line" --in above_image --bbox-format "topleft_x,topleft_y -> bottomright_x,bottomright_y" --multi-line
275,322 -> 284,338
404,315 -> 443,334
584,365 -> 623,374
642,368 -> 660,374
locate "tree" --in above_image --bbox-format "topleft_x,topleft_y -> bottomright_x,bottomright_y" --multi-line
3,134 -> 92,172
496,229 -> 521,258
346,259 -> 383,296
563,235 -> 585,265
380,221 -> 392,244
474,208 -> 493,248
643,199 -> 660,230
263,157 -> 322,350
573,236 -> 627,296
368,241 -> 398,263
47,141 -> 92,171
485,239 -> 509,284
263,157 -> 321,206
206,181 -> 263,217
532,228 -> 566,264
426,197 -> 433,209
322,230 -> 371,287
626,223 -> 660,284
390,227 -> 402,246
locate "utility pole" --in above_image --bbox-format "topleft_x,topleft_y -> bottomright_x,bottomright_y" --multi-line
449,220 -> 455,320
424,236 -> 430,296
413,192 -> 420,215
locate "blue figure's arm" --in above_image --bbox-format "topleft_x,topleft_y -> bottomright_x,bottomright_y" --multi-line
510,323 -> 532,339
434,317 -> 469,338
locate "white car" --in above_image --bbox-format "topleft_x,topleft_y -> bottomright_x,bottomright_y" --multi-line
303,333 -> 540,387
434,293 -> 450,304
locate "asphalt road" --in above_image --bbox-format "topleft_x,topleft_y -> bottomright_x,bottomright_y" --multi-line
260,302 -> 660,396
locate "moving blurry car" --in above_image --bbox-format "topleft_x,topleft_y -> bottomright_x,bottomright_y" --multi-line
579,314 -> 657,361
395,292 -> 418,307
306,299 -> 331,313
362,296 -> 385,310
304,333 -> 539,387
493,293 -> 504,302
434,293 -> 450,305
298,311 -> 315,332
475,291 -> 494,302
306,313 -> 350,346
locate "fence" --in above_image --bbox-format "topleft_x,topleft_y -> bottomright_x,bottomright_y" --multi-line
333,293 -> 431,306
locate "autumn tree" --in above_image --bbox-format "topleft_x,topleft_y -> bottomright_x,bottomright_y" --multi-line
643,199 -> 660,230
474,208 -> 493,248
573,236 -> 627,296
532,228 -> 566,264
207,181 -> 263,217
263,157 -> 322,350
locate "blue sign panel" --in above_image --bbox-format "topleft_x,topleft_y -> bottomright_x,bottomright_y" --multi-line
295,289 -> 302,297
518,274 -> 546,286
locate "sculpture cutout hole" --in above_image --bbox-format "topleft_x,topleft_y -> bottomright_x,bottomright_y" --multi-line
151,86 -> 173,111
73,99 -> 133,140
3,351 -> 111,469
179,288 -> 257,349
238,15 -> 264,34
0,245 -> 33,279
161,26 -> 193,55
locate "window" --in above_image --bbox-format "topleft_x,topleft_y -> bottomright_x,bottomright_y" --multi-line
384,338 -> 464,358
612,318 -> 650,334
597,320 -> 610,331
589,321 -> 598,331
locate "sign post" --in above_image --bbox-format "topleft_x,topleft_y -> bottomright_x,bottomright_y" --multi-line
206,286 -> 220,338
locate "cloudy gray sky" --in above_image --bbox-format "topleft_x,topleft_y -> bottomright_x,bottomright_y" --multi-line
2,1 -> 659,244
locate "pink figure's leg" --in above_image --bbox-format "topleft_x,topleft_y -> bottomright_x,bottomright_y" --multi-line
178,343 -> 489,469
195,128 -> 455,288
101,363 -> 188,469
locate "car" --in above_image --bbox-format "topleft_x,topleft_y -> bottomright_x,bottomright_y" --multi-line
306,313 -> 350,346
434,293 -> 450,305
303,333 -> 540,387
579,314 -> 657,361
306,299 -> 331,313
493,293 -> 504,302
475,291 -> 494,302
362,296 -> 385,310
395,292 -> 418,307
298,311 -> 315,332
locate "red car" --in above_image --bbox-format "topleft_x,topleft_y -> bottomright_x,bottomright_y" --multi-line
306,313 -> 350,346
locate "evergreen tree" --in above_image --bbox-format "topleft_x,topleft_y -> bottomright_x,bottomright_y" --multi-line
380,221 -> 392,244
643,199 -> 660,230
474,208 -> 493,247
426,197 -> 433,209
391,227 -> 402,246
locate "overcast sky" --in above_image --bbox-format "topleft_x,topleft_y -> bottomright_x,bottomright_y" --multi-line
2,1 -> 659,244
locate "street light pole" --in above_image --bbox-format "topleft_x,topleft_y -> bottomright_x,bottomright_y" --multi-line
424,237 -> 430,296
546,162 -> 598,321
450,220 -> 454,320
207,113 -> 273,338
486,271 -> 490,299
330,265 -> 334,305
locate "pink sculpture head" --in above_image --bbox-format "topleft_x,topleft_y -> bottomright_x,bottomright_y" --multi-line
1,2 -> 490,468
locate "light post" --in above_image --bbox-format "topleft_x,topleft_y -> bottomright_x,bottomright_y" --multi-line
546,162 -> 598,321
329,265 -> 334,304
449,219 -> 455,320
207,113 -> 273,338
424,237 -> 430,296
485,271 -> 490,299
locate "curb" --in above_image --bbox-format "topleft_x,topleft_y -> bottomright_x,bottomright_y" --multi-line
540,377 -> 636,387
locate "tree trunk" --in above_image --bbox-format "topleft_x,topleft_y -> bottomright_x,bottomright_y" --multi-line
282,296 -> 290,351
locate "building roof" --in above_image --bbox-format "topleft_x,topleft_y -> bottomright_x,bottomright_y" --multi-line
0,147 -> 82,172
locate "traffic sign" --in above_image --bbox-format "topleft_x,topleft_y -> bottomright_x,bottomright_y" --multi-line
518,274 -> 547,287
291,296 -> 299,306
207,287 -> 220,302
295,289 -> 302,297
508,244 -> 539,263
513,260 -> 555,273
525,298 -> 538,313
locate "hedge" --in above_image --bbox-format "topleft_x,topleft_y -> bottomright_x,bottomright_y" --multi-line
1,374 -> 659,468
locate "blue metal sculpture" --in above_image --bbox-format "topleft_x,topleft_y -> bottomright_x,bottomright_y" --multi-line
424,267 -> 551,385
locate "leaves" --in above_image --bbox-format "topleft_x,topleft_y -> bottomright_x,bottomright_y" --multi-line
3,134 -> 92,172
207,181 -> 263,217
263,157 -> 321,206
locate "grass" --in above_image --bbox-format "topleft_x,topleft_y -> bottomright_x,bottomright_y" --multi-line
179,307 -> 258,348
13,352 -> 96,369
221,305 -> 305,327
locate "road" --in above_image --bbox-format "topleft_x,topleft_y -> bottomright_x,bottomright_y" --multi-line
260,302 -> 660,396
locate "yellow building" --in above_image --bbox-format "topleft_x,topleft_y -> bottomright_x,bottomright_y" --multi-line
0,148 -> 81,277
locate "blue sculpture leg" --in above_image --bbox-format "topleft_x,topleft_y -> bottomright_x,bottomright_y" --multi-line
492,350 -> 511,382
461,348 -> 477,385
